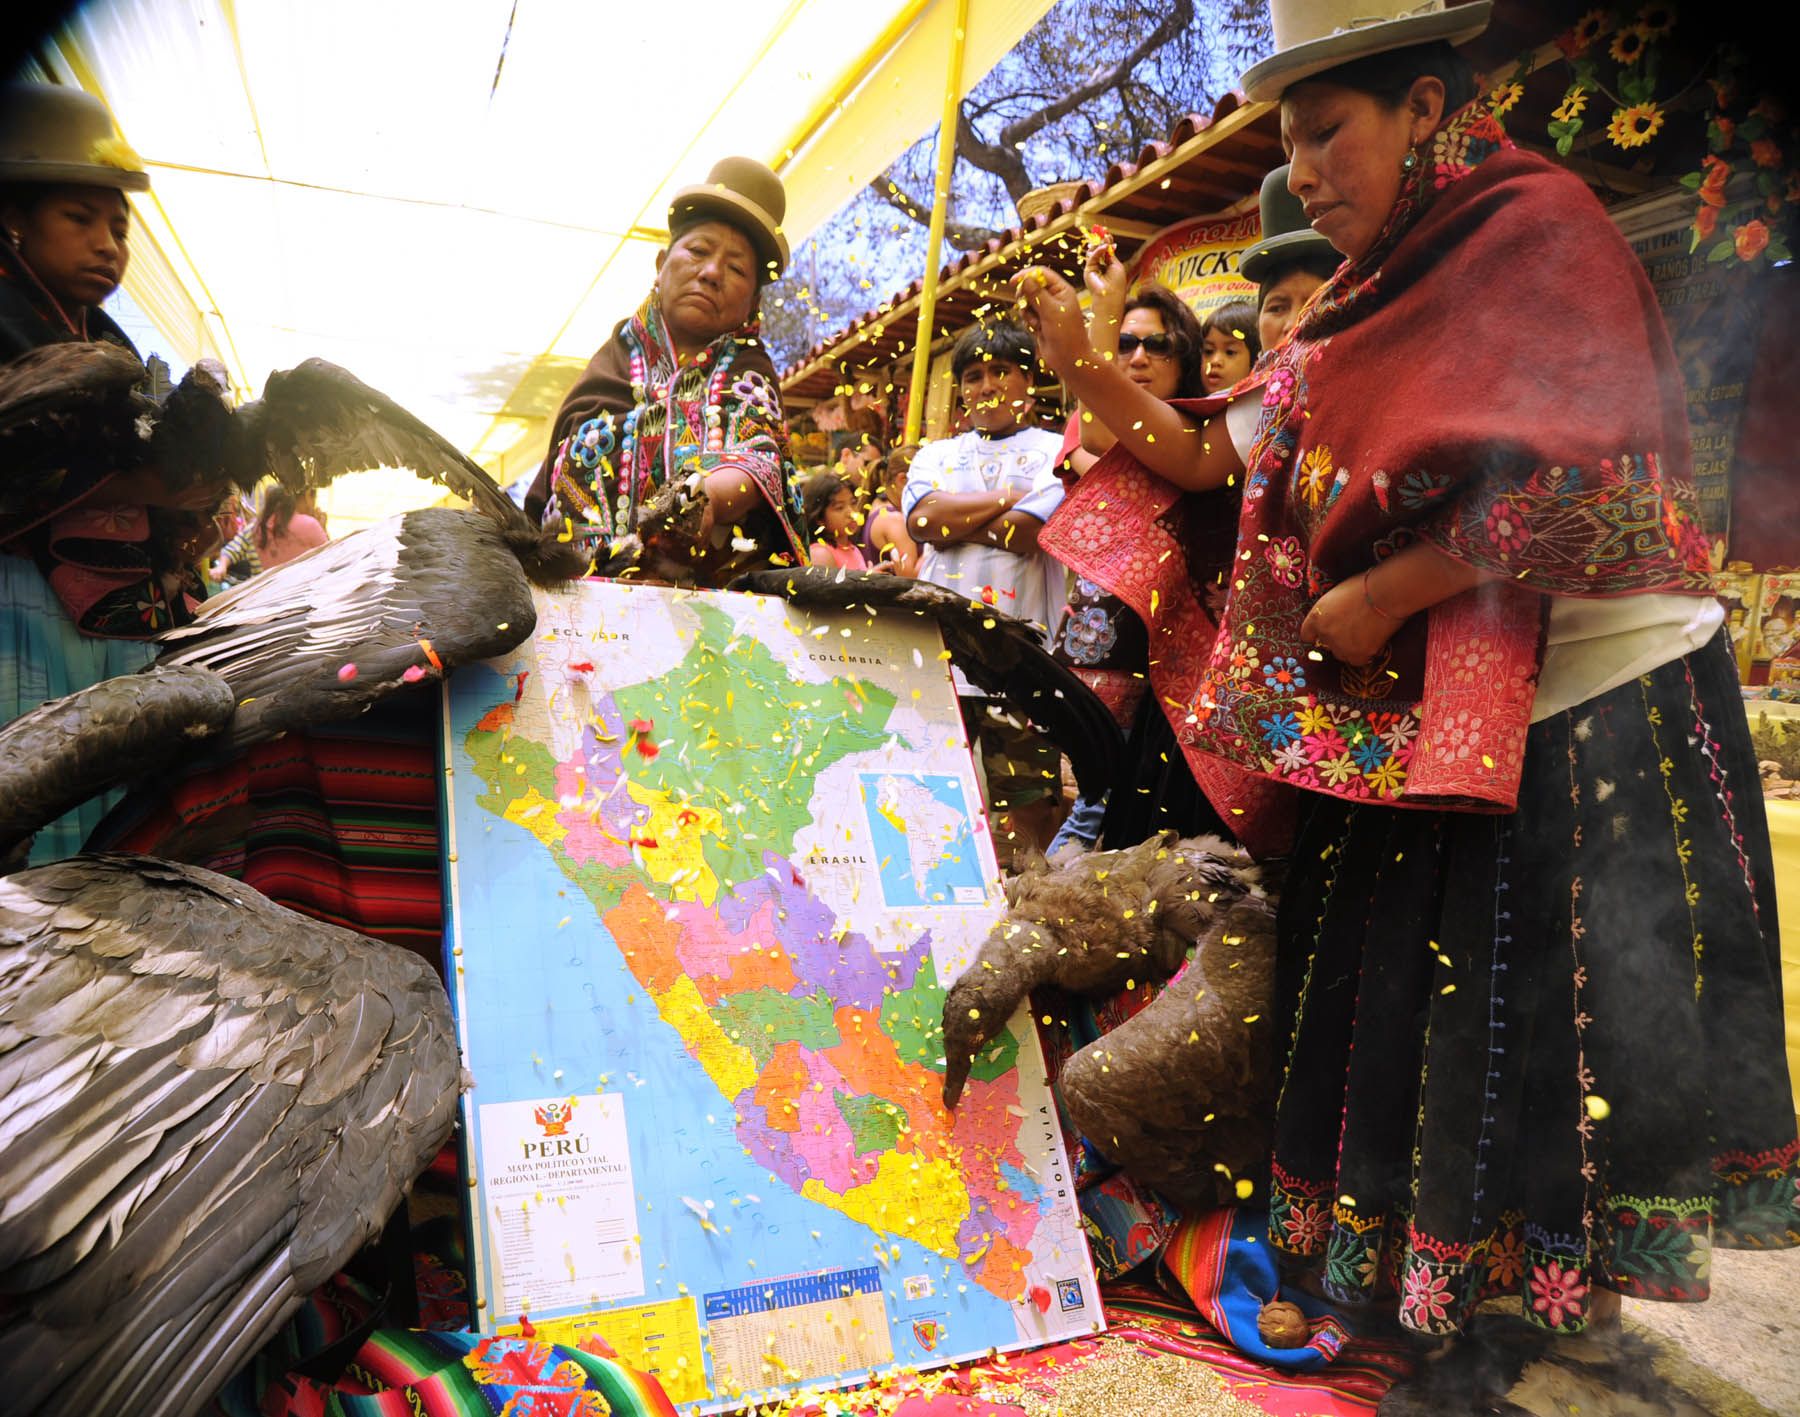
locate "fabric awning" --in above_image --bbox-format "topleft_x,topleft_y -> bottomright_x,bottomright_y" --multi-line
21,0 -> 1051,524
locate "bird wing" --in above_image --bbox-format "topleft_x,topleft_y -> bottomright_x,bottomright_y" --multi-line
0,342 -> 152,517
227,359 -> 588,584
0,339 -> 145,433
0,666 -> 237,867
155,506 -> 535,751
0,854 -> 459,1417
734,566 -> 1127,801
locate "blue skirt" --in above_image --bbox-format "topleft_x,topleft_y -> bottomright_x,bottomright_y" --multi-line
1,554 -> 156,864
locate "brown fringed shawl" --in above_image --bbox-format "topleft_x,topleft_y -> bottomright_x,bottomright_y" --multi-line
1044,104 -> 1712,825
525,293 -> 804,564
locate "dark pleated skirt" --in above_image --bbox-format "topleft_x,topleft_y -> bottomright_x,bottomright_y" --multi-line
1267,631 -> 1798,1336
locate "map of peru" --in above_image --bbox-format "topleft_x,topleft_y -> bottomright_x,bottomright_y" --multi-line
462,599 -> 1039,1298
444,583 -> 1098,1407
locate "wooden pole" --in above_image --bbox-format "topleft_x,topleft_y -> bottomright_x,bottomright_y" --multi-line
902,0 -> 971,443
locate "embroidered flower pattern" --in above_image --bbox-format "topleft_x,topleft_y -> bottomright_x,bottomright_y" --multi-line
569,415 -> 616,469
1398,469 -> 1453,509
731,369 -> 782,420
1262,656 -> 1305,693
1487,1231 -> 1527,1287
1529,1261 -> 1589,1329
1259,712 -> 1301,748
1264,365 -> 1297,412
1441,710 -> 1488,763
1305,726 -> 1348,762
1298,445 -> 1335,506
1265,536 -> 1305,586
1060,605 -> 1119,665
1282,1201 -> 1329,1253
1485,501 -> 1533,555
1401,1266 -> 1455,1328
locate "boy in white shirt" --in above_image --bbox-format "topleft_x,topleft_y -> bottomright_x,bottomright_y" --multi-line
902,319 -> 1068,860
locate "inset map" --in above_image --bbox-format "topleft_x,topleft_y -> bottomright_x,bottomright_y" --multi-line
860,773 -> 987,908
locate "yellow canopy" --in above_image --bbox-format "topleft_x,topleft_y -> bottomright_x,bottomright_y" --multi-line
27,0 -> 1051,526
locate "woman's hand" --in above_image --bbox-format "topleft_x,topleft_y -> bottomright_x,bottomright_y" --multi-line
1012,266 -> 1092,382
1300,576 -> 1403,667
1083,242 -> 1128,329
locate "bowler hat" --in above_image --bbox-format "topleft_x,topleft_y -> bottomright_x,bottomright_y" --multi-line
669,156 -> 789,280
1240,0 -> 1491,103
1239,165 -> 1340,283
0,82 -> 149,193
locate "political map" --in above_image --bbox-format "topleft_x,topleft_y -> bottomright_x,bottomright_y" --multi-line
441,581 -> 1099,1413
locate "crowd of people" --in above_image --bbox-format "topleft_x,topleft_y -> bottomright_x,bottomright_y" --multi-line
2,0 -> 1796,1395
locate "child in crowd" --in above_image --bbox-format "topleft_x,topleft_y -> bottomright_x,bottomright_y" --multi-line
1238,164 -> 1341,353
861,443 -> 920,576
1198,300 -> 1260,393
803,471 -> 879,572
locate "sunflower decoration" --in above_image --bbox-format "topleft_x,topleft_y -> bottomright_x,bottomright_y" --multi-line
1559,8 -> 1607,57
1634,2 -> 1678,41
1487,82 -> 1525,119
1552,86 -> 1591,123
1609,26 -> 1651,66
1608,102 -> 1666,149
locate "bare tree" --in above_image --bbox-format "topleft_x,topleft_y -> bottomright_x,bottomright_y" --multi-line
764,0 -> 1270,368
872,0 -> 1268,247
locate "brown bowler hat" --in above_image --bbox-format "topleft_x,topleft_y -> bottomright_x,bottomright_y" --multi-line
669,156 -> 789,279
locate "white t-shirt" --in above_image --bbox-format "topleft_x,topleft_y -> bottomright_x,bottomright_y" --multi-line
902,424 -> 1068,649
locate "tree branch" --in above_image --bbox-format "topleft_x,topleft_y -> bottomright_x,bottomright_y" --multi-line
997,0 -> 1195,153
868,176 -> 1003,251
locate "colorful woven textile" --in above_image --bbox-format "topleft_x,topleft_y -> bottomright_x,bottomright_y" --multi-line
1161,1209 -> 1350,1371
92,691 -> 445,961
248,1330 -> 677,1417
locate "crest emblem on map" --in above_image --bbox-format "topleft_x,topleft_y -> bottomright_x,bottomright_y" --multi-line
533,1100 -> 576,1137
912,1320 -> 942,1352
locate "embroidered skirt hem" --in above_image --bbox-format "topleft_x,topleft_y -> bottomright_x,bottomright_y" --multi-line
1266,631 -> 1798,1337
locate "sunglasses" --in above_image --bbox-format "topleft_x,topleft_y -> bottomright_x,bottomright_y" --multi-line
1118,332 -> 1176,358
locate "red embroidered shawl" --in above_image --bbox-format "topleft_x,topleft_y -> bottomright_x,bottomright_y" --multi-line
1044,105 -> 1713,823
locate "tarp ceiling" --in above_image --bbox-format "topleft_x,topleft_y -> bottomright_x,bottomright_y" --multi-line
21,0 -> 1051,522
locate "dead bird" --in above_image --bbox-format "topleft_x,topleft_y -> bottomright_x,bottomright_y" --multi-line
942,832 -> 1280,1209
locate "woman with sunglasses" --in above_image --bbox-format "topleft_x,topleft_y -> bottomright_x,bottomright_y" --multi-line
1044,244 -> 1245,855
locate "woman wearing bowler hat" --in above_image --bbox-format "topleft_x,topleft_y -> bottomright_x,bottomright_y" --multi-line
528,157 -> 806,582
1022,0 -> 1797,1363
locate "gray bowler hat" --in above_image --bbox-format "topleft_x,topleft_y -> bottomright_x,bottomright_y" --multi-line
0,83 -> 149,192
1241,0 -> 1492,103
1239,165 -> 1339,284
